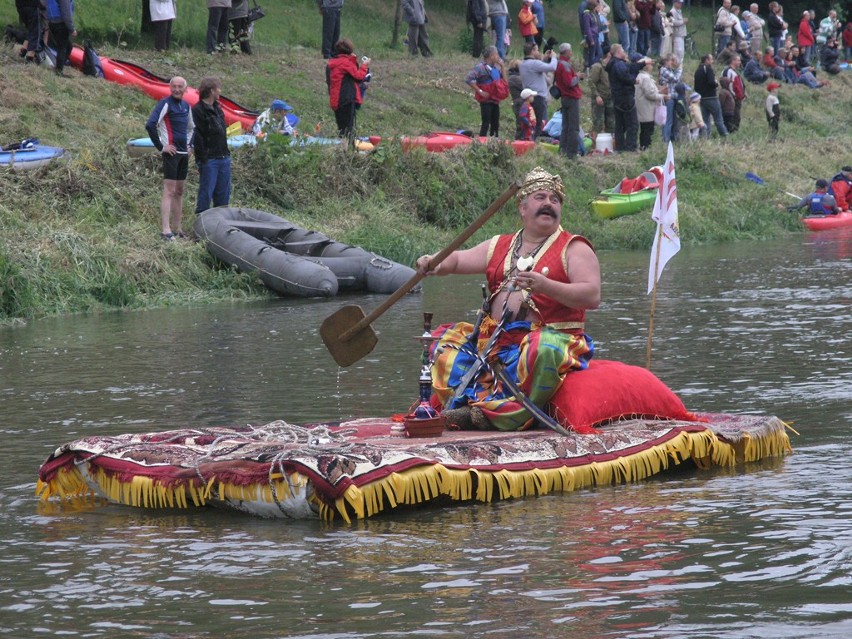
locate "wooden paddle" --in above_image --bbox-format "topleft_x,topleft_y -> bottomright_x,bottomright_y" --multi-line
320,180 -> 522,367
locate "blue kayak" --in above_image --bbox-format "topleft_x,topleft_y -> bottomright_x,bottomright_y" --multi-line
127,134 -> 257,157
0,145 -> 65,170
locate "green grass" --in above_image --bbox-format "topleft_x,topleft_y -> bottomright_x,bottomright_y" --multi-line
1,0 -> 850,321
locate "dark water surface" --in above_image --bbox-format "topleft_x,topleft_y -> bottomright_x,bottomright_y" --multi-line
1,229 -> 849,638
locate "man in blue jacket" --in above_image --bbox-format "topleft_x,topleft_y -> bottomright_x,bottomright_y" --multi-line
145,76 -> 195,240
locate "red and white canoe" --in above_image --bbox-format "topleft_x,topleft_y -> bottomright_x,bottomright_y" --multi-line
67,46 -> 259,131
802,211 -> 852,231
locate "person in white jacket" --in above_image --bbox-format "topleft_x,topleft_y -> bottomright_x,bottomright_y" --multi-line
634,56 -> 667,149
746,4 -> 766,54
669,0 -> 687,62
150,0 -> 176,51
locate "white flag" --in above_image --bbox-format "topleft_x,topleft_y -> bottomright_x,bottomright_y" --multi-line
647,142 -> 681,294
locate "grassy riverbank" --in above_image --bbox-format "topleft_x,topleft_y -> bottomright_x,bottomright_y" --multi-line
1,0 -> 850,321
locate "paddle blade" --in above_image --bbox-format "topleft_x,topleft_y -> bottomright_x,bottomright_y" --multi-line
320,305 -> 379,367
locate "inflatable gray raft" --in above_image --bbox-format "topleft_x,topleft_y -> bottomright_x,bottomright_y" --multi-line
193,207 -> 418,298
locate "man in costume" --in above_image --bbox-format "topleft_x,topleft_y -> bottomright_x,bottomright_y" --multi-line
414,167 -> 601,431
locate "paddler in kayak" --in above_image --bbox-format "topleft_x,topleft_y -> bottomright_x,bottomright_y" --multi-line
415,166 -> 601,431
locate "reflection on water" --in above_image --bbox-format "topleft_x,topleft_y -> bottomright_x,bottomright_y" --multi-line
0,230 -> 850,638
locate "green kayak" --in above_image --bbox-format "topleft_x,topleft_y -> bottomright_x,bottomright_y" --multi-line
591,169 -> 661,219
591,187 -> 659,219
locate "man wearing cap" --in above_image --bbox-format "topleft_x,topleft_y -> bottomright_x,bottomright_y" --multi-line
252,99 -> 296,136
788,180 -> 839,216
415,167 -> 600,432
519,41 -> 557,140
829,167 -> 852,212
606,44 -> 644,152
553,42 -> 586,158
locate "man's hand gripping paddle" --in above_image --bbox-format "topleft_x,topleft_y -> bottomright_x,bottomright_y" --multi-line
320,181 -> 522,367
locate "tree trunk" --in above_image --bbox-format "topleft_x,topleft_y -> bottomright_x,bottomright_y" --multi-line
391,0 -> 402,47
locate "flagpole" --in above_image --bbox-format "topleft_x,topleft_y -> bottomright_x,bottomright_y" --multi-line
645,224 -> 664,370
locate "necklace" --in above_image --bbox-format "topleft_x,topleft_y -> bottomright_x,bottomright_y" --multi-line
512,231 -> 549,272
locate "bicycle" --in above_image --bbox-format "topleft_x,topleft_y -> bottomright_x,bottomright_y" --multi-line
684,28 -> 701,59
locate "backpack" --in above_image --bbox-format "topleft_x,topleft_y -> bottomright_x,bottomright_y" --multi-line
82,40 -> 104,78
674,98 -> 689,123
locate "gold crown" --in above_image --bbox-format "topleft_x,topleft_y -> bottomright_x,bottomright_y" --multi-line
518,166 -> 564,202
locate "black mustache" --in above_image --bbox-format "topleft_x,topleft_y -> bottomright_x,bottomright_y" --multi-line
536,206 -> 557,217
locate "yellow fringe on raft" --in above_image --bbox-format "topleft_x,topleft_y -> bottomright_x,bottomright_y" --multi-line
37,424 -> 792,522
319,426 -> 792,522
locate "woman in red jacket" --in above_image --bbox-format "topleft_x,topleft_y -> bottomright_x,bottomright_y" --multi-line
796,11 -> 815,65
325,38 -> 371,139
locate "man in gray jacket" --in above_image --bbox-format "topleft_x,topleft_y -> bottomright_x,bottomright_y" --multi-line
403,0 -> 433,57
519,41 -> 557,139
317,0 -> 343,60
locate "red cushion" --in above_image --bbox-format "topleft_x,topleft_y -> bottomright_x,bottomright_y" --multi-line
547,360 -> 700,433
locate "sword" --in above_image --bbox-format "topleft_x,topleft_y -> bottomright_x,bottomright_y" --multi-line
490,362 -> 575,437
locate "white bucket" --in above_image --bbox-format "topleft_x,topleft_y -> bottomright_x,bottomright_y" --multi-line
596,133 -> 614,153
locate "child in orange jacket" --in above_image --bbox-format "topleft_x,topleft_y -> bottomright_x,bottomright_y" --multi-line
518,0 -> 539,45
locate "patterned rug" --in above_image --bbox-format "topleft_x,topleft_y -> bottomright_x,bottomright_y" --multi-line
37,413 -> 792,522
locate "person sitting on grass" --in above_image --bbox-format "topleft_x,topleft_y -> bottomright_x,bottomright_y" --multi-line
252,99 -> 297,137
787,179 -> 838,216
819,37 -> 841,74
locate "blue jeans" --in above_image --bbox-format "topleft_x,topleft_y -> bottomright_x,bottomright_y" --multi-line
637,28 -> 650,54
649,32 -> 661,55
717,34 -> 731,54
584,39 -> 602,69
491,14 -> 507,59
196,157 -> 232,213
700,97 -> 728,138
663,97 -> 676,142
629,27 -> 638,56
615,21 -> 630,51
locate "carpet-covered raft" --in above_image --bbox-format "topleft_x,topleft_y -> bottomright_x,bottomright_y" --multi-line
36,362 -> 793,522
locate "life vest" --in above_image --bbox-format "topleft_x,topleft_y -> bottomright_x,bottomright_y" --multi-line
828,172 -> 852,197
485,229 -> 592,333
807,192 -> 831,215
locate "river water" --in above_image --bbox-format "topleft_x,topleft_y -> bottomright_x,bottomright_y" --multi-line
1,229 -> 850,638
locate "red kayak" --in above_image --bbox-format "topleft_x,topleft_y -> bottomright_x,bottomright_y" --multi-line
67,46 -> 259,130
802,211 -> 852,231
396,132 -> 535,156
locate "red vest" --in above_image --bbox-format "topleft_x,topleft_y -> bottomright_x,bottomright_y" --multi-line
485,229 -> 592,333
